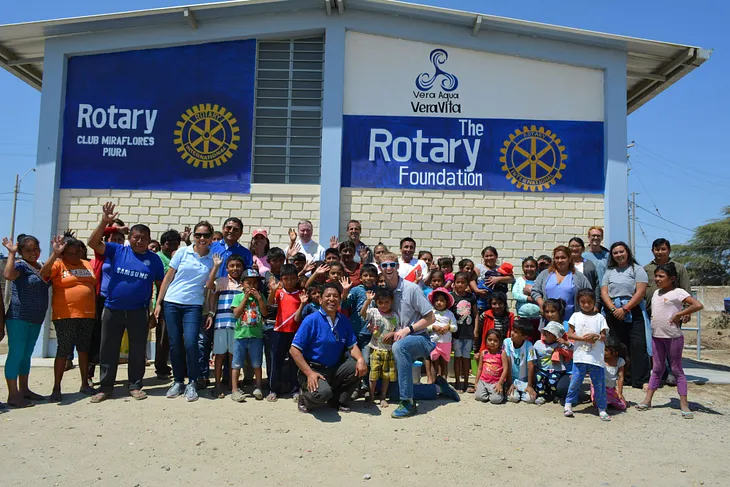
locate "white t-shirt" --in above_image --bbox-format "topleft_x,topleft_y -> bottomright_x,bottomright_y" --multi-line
398,257 -> 428,282
574,261 -> 584,274
568,312 -> 609,367
428,309 -> 457,344
289,239 -> 325,264
604,357 -> 626,388
650,288 -> 691,339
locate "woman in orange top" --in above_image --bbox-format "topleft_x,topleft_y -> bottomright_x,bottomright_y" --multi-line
40,235 -> 97,401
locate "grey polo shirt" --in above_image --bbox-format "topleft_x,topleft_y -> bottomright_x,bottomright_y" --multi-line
391,278 -> 433,334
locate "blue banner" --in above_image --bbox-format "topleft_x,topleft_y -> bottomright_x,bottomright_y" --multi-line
61,40 -> 256,193
341,115 -> 604,193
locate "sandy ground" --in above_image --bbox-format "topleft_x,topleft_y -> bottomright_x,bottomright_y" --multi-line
1,365 -> 729,487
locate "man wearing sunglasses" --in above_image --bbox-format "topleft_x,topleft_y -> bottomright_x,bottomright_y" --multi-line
210,217 -> 254,277
379,252 -> 461,418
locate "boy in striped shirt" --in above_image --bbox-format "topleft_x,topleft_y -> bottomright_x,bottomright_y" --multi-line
206,254 -> 245,398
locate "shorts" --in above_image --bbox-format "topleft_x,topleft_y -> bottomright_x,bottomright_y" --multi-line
429,342 -> 452,362
369,348 -> 396,382
232,337 -> 264,369
54,318 -> 95,358
452,338 -> 472,358
213,328 -> 235,355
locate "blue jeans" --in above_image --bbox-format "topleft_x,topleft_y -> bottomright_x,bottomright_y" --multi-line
566,362 -> 606,410
164,302 -> 203,384
4,320 -> 42,380
392,333 -> 436,401
198,319 -> 215,379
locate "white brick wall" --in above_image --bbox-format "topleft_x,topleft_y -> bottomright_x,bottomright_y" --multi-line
58,185 -> 603,274
58,185 -> 322,250
340,188 -> 604,272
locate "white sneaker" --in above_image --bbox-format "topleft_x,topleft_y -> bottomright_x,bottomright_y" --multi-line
166,382 -> 184,398
184,382 -> 199,402
564,404 -> 574,417
535,397 -> 546,406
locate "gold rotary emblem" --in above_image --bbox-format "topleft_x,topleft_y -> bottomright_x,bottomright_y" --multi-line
499,125 -> 567,191
174,103 -> 240,168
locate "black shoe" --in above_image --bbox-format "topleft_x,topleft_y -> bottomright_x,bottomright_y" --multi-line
195,378 -> 209,390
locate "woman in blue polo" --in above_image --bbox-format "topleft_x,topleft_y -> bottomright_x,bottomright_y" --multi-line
290,282 -> 368,413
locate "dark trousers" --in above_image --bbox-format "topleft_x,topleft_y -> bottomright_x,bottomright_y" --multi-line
264,328 -> 275,381
269,331 -> 296,394
198,323 -> 214,380
99,307 -> 149,393
606,307 -> 650,388
297,357 -> 360,408
154,316 -> 171,376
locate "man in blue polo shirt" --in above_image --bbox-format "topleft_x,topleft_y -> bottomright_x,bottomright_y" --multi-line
210,217 -> 253,276
87,202 -> 164,403
290,282 -> 367,413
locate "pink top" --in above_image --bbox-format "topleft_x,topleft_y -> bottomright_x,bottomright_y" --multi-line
479,351 -> 503,383
253,255 -> 270,275
650,288 -> 690,339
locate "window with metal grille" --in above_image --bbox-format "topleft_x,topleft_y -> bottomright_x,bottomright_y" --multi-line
253,37 -> 324,184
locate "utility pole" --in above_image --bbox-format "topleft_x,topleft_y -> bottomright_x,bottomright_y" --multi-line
629,191 -> 639,255
3,168 -> 36,306
627,142 -> 635,251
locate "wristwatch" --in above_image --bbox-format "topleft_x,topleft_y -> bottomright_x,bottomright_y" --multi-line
407,325 -> 415,334
207,311 -> 216,317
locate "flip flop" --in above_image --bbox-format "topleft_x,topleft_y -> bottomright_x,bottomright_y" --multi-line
23,391 -> 45,401
266,392 -> 278,402
90,392 -> 110,403
681,411 -> 694,419
297,393 -> 309,413
129,389 -> 147,400
635,403 -> 652,411
49,390 -> 63,403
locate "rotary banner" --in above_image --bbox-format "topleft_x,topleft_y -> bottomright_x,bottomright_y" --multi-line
342,32 -> 606,194
60,39 -> 255,193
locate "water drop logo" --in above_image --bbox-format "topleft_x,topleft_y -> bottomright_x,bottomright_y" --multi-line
415,49 -> 459,92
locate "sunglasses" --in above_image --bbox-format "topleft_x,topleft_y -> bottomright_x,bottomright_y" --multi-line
380,262 -> 397,269
194,232 -> 211,239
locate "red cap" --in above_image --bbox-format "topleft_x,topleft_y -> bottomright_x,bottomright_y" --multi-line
497,262 -> 514,276
252,228 -> 268,238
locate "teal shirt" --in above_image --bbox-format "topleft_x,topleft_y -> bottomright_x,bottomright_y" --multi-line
346,284 -> 378,335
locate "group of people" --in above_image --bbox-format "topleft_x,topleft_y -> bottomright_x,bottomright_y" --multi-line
0,205 -> 703,420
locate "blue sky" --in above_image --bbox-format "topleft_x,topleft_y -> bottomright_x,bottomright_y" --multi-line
1,0 -> 727,263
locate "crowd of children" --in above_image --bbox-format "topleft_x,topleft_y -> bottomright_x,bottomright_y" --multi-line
0,214 -> 704,420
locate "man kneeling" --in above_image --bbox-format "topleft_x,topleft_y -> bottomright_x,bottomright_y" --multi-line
290,282 -> 368,413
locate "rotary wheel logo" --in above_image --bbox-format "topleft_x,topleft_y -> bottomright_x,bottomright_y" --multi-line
174,103 -> 240,168
499,125 -> 567,191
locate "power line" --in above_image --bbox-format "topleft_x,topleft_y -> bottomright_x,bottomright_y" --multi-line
630,159 -> 708,192
627,158 -> 677,241
635,143 -> 730,181
635,204 -> 695,233
635,218 -> 693,237
0,152 -> 35,157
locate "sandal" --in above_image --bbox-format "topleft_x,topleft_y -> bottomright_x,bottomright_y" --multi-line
231,390 -> 246,403
266,392 -> 278,402
129,389 -> 147,400
7,397 -> 33,408
681,410 -> 694,419
635,403 -> 652,411
23,390 -> 45,401
79,385 -> 96,396
297,393 -> 309,413
599,411 -> 611,422
49,389 -> 63,403
90,392 -> 110,403
466,386 -> 475,394
253,388 -> 264,401
212,386 -> 225,399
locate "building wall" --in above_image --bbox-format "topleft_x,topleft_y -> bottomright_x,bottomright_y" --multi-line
57,185 -> 321,247
340,189 -> 604,267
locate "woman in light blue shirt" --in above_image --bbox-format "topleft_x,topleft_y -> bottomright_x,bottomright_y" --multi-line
154,221 -> 215,402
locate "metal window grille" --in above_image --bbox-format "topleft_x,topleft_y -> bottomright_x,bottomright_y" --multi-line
253,37 -> 324,184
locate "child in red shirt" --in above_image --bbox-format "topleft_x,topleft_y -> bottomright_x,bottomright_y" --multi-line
266,264 -> 302,401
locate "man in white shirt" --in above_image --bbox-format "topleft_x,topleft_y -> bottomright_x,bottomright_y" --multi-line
286,220 -> 326,263
397,237 -> 427,282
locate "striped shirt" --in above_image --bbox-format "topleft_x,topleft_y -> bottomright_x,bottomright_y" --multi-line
213,276 -> 244,330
